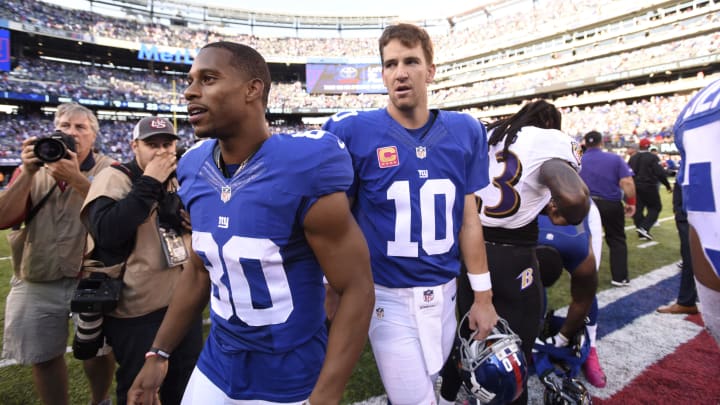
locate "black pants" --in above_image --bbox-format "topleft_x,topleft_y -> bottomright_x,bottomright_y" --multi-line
674,185 -> 698,306
592,197 -> 629,282
440,243 -> 543,405
634,183 -> 662,232
104,308 -> 203,405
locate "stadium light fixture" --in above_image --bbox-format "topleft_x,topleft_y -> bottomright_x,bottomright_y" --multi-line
0,104 -> 19,114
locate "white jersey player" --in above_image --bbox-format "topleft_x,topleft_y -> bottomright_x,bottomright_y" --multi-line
674,78 -> 720,346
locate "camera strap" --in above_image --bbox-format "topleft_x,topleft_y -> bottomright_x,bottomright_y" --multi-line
22,183 -> 58,227
101,162 -> 140,283
111,161 -> 143,182
117,261 -> 128,282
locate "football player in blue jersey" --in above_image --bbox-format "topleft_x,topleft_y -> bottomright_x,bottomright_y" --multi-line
536,201 -> 606,388
674,78 -> 720,347
323,23 -> 498,405
127,41 -> 374,405
439,100 -> 590,405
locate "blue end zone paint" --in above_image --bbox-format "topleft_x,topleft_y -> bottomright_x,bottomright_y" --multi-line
597,272 -> 681,340
704,247 -> 720,278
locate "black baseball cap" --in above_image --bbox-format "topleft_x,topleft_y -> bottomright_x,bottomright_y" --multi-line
584,131 -> 602,147
133,117 -> 179,141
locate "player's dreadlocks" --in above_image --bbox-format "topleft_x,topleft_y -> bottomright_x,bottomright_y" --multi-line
487,100 -> 562,157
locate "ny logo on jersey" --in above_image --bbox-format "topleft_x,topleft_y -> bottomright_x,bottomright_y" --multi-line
218,216 -> 229,229
418,169 -> 428,178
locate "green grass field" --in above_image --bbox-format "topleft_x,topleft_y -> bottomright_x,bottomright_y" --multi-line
0,189 -> 680,404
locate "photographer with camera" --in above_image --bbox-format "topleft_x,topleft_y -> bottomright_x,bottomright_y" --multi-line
79,116 -> 202,405
0,102 -> 116,405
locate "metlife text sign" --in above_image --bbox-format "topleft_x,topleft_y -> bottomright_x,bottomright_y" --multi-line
137,43 -> 198,65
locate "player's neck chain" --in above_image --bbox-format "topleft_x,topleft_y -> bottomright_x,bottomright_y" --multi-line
214,143 -> 256,179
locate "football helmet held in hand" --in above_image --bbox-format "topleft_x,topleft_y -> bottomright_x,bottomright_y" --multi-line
458,313 -> 528,405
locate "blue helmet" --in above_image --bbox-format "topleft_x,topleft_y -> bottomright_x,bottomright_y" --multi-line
458,313 -> 528,405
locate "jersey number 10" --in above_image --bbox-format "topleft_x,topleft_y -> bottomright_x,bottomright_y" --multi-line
387,179 -> 456,257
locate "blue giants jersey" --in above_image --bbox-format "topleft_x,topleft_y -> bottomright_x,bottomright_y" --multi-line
177,131 -> 352,400
323,109 -> 489,287
537,214 -> 590,273
674,78 -> 720,278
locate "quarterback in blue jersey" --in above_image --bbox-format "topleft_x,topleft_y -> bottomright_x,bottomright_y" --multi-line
674,78 -> 720,347
128,42 -> 374,405
323,24 -> 497,405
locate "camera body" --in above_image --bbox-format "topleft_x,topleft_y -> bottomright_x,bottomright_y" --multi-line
70,272 -> 123,313
34,130 -> 77,163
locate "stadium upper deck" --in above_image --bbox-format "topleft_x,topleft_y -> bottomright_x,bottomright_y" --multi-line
0,0 -> 717,117
4,0 -> 713,60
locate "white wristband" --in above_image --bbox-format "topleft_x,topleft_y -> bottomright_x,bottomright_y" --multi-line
467,272 -> 492,292
554,332 -> 569,347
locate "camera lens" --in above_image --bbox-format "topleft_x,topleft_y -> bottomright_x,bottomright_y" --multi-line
34,137 -> 67,163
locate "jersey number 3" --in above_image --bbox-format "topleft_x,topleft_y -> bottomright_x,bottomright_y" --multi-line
484,151 -> 523,219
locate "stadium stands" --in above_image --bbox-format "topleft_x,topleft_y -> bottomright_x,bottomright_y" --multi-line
0,0 -> 718,161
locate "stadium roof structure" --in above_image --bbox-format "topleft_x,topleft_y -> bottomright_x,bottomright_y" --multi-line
175,0 -> 398,23
96,0 -> 504,34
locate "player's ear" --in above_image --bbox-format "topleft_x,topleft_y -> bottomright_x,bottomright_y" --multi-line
545,199 -> 569,226
426,64 -> 436,84
246,78 -> 265,103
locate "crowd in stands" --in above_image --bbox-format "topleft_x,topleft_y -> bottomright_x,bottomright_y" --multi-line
558,96 -> 688,144
0,0 -> 712,167
0,0 -> 711,61
434,5 -> 718,80
1,0 -> 717,113
2,38 -> 716,115
0,114 -> 195,162
0,91 -> 689,163
0,0 -> 716,118
430,27 -> 719,105
0,58 -> 183,105
0,56 -> 389,109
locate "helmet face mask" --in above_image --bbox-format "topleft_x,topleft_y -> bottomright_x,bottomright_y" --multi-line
541,372 -> 593,405
458,314 -> 528,405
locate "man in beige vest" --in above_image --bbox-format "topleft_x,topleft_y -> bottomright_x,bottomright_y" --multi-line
79,116 -> 202,405
0,103 -> 115,405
